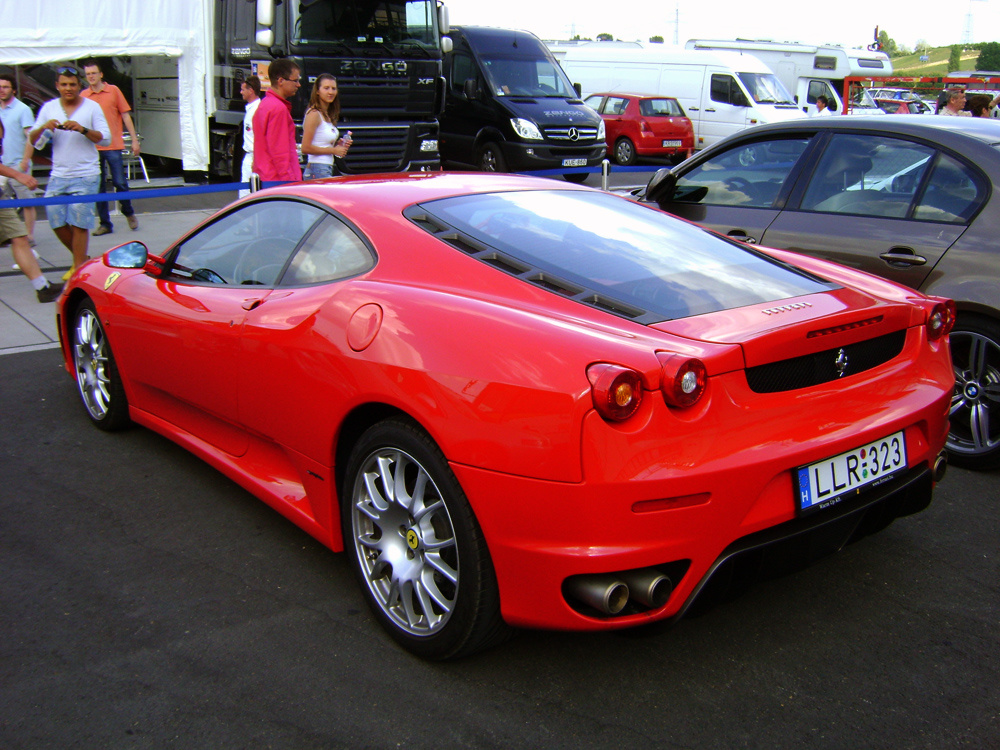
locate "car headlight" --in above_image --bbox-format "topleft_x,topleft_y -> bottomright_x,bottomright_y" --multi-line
597,120 -> 605,140
510,118 -> 543,141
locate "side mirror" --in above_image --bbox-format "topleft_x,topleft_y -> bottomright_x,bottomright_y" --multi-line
463,78 -> 479,101
105,241 -> 148,269
574,82 -> 582,97
644,168 -> 678,205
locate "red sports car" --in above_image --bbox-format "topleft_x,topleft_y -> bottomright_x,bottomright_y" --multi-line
57,173 -> 954,659
585,92 -> 695,165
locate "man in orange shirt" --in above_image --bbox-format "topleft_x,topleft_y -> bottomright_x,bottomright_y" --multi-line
81,59 -> 140,235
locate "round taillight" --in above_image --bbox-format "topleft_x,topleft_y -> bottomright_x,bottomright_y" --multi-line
657,353 -> 707,408
927,299 -> 956,340
587,363 -> 643,422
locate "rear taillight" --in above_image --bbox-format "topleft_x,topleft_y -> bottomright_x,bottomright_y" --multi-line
640,120 -> 650,132
588,363 -> 643,421
657,352 -> 707,407
927,299 -> 956,340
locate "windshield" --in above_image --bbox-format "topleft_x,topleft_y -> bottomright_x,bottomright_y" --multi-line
292,0 -> 439,50
737,72 -> 795,105
418,190 -> 831,321
481,56 -> 577,98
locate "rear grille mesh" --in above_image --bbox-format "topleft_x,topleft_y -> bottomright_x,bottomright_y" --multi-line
745,330 -> 906,393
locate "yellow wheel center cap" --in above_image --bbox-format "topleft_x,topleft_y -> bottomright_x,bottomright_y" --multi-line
406,529 -> 419,550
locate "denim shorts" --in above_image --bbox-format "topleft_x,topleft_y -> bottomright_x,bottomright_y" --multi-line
45,175 -> 101,230
303,162 -> 335,180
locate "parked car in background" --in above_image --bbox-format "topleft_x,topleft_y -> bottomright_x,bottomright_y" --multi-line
58,172 -> 952,658
641,115 -> 999,469
869,87 -> 934,114
875,98 -> 914,114
584,92 -> 694,165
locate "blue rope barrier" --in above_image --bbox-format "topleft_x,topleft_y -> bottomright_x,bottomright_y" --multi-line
2,163 -> 661,210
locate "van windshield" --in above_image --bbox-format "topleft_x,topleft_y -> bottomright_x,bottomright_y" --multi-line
481,56 -> 577,98
737,72 -> 795,105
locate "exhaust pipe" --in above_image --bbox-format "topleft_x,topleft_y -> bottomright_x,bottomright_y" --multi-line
619,569 -> 673,609
565,574 -> 629,614
933,451 -> 948,483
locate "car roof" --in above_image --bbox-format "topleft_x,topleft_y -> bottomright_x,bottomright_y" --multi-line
737,114 -> 1000,146
589,92 -> 678,100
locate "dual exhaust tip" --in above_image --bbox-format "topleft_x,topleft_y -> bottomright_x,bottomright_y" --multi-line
564,568 -> 673,616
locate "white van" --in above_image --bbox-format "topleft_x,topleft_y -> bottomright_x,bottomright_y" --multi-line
685,39 -> 893,116
554,43 -> 806,149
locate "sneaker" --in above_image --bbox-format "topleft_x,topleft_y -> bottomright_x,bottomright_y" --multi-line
92,225 -> 112,236
126,214 -> 139,231
36,282 -> 64,303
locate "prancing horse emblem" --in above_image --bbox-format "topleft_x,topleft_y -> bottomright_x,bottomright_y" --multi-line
834,348 -> 849,378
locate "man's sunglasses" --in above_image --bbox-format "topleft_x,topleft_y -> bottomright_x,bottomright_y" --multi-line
57,66 -> 79,76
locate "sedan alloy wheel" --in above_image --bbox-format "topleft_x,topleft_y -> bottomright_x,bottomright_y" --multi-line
948,319 -> 1000,469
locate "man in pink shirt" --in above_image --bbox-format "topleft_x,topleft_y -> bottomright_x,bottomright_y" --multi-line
252,59 -> 303,182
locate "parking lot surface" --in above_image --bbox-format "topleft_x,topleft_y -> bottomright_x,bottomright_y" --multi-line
2,342 -> 998,748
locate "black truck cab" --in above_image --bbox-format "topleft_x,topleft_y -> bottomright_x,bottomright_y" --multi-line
440,26 -> 605,181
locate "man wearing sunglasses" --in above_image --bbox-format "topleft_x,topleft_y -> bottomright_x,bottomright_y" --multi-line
252,58 -> 303,183
29,66 -> 110,275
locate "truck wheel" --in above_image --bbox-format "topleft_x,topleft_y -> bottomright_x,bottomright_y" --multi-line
948,315 -> 1000,470
614,137 -> 636,165
342,418 -> 509,659
478,142 -> 507,173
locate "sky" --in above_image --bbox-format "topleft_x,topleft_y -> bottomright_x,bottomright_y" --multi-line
444,0 -> 1000,52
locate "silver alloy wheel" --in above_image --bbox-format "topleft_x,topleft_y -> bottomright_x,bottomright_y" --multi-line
615,138 -> 634,165
350,447 -> 459,637
948,329 -> 1000,458
73,307 -> 113,421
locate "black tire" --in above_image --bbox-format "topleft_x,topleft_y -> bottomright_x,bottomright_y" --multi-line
614,137 -> 636,166
478,142 -> 507,173
947,314 -> 1000,469
341,418 -> 509,659
71,299 -> 131,431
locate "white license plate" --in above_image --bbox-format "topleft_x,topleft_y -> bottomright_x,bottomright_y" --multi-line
795,431 -> 907,515
562,158 -> 587,167
662,139 -> 682,147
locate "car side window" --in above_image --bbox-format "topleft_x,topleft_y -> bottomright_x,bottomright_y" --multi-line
671,138 -> 810,207
800,134 -> 936,219
913,153 -> 986,223
282,215 -> 374,285
170,201 -> 325,286
606,96 -> 627,115
583,95 -> 605,113
450,52 -> 477,96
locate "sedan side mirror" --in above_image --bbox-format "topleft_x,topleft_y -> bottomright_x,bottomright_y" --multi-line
644,168 -> 678,205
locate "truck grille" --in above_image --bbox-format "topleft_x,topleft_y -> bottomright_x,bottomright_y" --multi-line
340,125 -> 410,172
745,330 -> 906,393
543,126 -> 600,142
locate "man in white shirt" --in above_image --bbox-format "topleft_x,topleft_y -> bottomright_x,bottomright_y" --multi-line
813,95 -> 834,117
938,88 -> 971,116
239,75 -> 262,199
29,66 -> 110,272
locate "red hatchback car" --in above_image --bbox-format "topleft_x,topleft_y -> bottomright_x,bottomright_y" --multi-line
585,92 -> 695,165
57,173 -> 953,659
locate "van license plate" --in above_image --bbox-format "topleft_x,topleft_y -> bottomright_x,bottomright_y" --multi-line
795,431 -> 907,516
562,158 -> 587,167
662,139 -> 682,147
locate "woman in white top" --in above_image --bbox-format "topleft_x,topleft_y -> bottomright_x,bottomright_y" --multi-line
301,74 -> 351,179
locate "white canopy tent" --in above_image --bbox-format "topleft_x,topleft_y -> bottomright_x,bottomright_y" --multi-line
0,1 -> 213,171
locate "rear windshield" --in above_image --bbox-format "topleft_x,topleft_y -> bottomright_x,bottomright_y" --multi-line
416,190 -> 832,321
639,98 -> 685,117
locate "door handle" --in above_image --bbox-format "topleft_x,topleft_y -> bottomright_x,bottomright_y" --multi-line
242,298 -> 265,311
879,249 -> 927,267
704,108 -> 716,112
727,230 -> 757,244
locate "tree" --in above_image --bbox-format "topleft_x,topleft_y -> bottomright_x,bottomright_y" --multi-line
597,33 -> 614,42
977,42 -> 1000,72
877,30 -> 899,57
949,45 -> 963,73
649,35 -> 664,44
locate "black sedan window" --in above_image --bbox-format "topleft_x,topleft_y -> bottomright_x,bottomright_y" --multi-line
671,138 -> 810,207
800,134 -> 935,218
417,190 -> 833,321
170,201 -> 326,286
